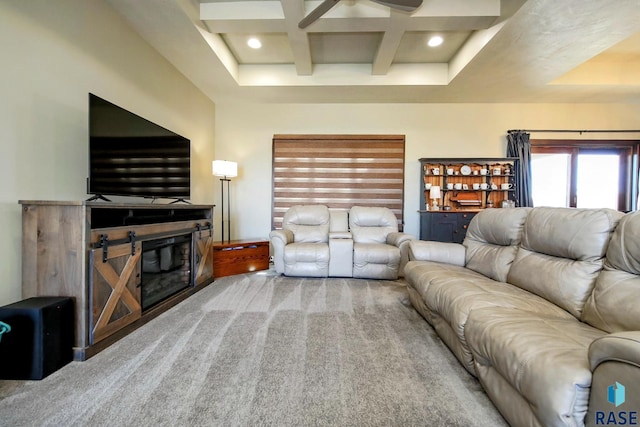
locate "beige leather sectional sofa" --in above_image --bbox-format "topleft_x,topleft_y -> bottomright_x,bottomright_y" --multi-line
405,207 -> 640,427
270,205 -> 414,279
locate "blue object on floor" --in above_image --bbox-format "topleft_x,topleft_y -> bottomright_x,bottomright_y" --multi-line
0,321 -> 10,342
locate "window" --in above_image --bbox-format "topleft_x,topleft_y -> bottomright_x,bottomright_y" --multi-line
271,134 -> 405,229
531,140 -> 638,211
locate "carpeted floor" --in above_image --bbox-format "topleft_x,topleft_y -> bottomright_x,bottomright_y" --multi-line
0,272 -> 507,427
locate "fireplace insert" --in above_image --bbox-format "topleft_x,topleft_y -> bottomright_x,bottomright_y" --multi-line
141,233 -> 192,311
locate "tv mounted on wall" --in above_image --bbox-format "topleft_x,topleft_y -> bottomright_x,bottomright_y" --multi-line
88,93 -> 190,202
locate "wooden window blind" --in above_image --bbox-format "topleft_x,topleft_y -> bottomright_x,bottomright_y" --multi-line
272,134 -> 405,229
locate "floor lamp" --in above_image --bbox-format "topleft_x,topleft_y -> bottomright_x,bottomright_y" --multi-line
212,160 -> 238,242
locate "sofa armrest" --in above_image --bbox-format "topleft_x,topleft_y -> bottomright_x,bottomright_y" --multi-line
589,331 -> 640,370
385,232 -> 415,278
408,240 -> 466,267
269,229 -> 294,274
269,229 -> 294,246
586,332 -> 640,427
387,232 -> 415,247
329,232 -> 353,277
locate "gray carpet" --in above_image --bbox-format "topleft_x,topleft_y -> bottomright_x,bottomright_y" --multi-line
0,272 -> 507,427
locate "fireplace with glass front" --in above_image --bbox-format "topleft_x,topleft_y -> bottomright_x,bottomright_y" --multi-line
141,233 -> 193,311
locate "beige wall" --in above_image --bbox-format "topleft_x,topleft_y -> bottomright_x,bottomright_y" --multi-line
214,102 -> 640,242
0,1 -> 216,305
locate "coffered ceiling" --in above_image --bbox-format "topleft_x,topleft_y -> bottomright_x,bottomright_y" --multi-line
105,0 -> 640,103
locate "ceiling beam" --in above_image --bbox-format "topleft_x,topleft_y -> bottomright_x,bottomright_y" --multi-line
202,20 -> 285,33
238,63 -> 449,86
200,1 -> 284,20
281,0 -> 313,75
204,15 -> 499,34
372,11 -> 408,75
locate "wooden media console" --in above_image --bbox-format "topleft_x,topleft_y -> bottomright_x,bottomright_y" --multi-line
19,200 -> 215,360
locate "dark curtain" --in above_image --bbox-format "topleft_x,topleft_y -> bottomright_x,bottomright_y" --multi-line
506,131 -> 534,207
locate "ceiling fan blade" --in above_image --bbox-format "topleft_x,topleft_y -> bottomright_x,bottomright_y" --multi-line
370,0 -> 423,12
299,0 -> 341,29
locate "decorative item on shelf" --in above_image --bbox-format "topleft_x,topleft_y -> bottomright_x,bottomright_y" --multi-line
430,185 -> 441,210
451,192 -> 481,207
460,165 -> 472,176
212,160 -> 238,243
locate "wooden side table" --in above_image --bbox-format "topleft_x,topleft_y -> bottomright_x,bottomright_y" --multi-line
212,239 -> 270,278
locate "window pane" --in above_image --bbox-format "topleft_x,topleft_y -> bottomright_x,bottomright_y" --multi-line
532,153 -> 570,207
577,154 -> 619,209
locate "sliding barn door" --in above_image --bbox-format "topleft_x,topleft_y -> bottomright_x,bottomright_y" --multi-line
194,230 -> 214,286
272,134 -> 405,230
89,242 -> 142,344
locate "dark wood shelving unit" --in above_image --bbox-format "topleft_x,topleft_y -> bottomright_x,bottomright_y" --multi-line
418,158 -> 517,242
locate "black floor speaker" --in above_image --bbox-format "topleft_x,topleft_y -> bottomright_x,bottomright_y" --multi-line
0,296 -> 74,380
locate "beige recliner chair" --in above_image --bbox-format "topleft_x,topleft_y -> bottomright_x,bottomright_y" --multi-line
269,205 -> 332,277
349,206 -> 414,279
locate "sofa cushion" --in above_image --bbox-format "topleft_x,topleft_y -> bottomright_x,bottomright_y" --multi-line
583,211 -> 640,332
466,307 -> 606,427
404,260 -> 491,305
463,207 -> 530,282
353,243 -> 399,264
283,242 -> 330,277
349,206 -> 398,244
421,270 -> 574,373
283,205 -> 330,243
352,242 -> 400,279
507,207 -> 622,318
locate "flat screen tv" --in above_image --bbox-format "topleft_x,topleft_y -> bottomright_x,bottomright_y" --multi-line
88,93 -> 190,201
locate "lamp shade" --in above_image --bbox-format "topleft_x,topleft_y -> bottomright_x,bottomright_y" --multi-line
430,185 -> 441,199
212,160 -> 238,178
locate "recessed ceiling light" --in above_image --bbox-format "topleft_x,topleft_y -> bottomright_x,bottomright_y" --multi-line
428,36 -> 443,47
247,37 -> 262,49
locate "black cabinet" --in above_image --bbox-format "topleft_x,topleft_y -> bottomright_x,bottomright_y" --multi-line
420,212 -> 476,243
